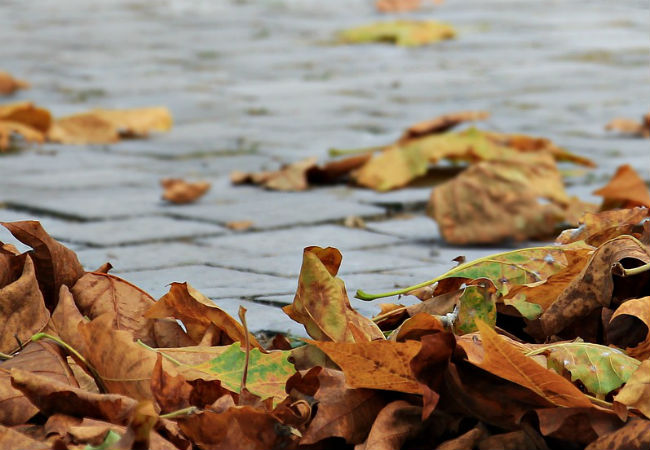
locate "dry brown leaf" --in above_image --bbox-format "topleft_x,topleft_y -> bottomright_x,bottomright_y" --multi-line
435,426 -> 486,450
593,164 -> 650,209
300,368 -> 386,445
78,314 -> 159,401
0,102 -> 51,133
309,339 -> 422,394
48,285 -> 89,358
428,152 -> 571,244
72,272 -> 171,347
585,418 -> 650,450
0,424 -> 49,449
354,400 -> 422,450
0,255 -> 49,354
10,368 -> 137,424
0,120 -> 45,150
0,71 -> 29,95
613,359 -> 650,420
540,236 -> 650,336
557,207 -> 649,247
283,246 -> 384,342
178,407 -> 293,450
474,320 -> 592,408
2,220 -> 85,310
375,0 -> 422,13
145,282 -> 261,348
606,113 -> 650,138
48,113 -> 119,144
150,354 -> 192,414
65,417 -> 178,450
608,296 -> 650,359
161,178 -> 211,204
0,341 -> 78,426
398,110 -> 489,143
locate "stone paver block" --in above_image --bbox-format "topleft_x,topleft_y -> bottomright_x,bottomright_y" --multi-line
200,225 -> 404,256
44,216 -> 226,247
210,298 -> 307,337
365,215 -> 441,240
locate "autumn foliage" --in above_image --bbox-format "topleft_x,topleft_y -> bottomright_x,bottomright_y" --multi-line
0,206 -> 649,449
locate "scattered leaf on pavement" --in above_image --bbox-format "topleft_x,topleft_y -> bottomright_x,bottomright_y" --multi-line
593,164 -> 650,209
161,178 -> 211,204
338,20 -> 456,47
0,71 -> 29,95
605,113 -> 650,138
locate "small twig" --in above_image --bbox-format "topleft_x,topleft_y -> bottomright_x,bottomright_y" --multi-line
238,306 -> 250,396
159,406 -> 199,420
31,332 -> 108,393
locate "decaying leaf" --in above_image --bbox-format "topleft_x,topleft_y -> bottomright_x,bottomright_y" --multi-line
613,359 -> 650,420
355,400 -> 423,450
0,120 -> 45,150
593,164 -> 650,209
283,246 -> 384,342
0,102 -> 50,150
398,111 -> 490,142
585,418 -> 650,450
428,152 -> 573,244
225,220 -> 254,231
540,235 -> 650,336
605,113 -> 650,138
338,20 -> 456,47
0,424 -> 48,450
309,339 -> 422,394
161,178 -> 211,204
452,281 -> 497,335
608,296 -> 650,359
557,207 -> 649,247
0,71 -> 29,95
474,321 -> 592,408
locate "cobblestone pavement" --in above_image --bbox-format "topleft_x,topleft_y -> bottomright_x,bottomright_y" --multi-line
1,0 -> 648,335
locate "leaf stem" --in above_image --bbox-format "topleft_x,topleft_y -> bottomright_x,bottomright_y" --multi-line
355,245 -> 560,301
238,307 -> 250,396
615,261 -> 650,277
586,394 -> 613,409
136,340 -> 184,366
159,406 -> 199,419
31,332 -> 108,393
0,351 -> 14,360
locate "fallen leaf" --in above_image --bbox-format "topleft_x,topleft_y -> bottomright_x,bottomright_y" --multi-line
613,359 -> 650,420
0,255 -> 49,354
10,368 -> 137,424
338,20 -> 456,47
48,106 -> 172,144
375,0 -> 422,13
0,120 -> 45,150
150,355 -> 192,414
435,426 -> 486,450
0,71 -> 29,95
65,417 -> 177,450
309,339 -> 422,394
78,314 -> 159,401
605,113 -> 650,138
608,296 -> 650,359
593,164 -> 650,209
113,400 -> 159,450
452,281 -> 497,335
398,110 -> 490,142
160,178 -> 211,204
145,282 -> 260,348
557,207 -> 649,246
477,427 -> 550,450
178,407 -> 293,450
300,368 -> 386,445
0,102 -> 51,133
0,340 -> 78,425
225,220 -> 254,231
284,246 -> 384,342
540,235 -> 650,336
355,400 -> 422,450
540,342 -> 640,395
0,424 -> 49,449
428,152 -> 572,244
179,342 -> 295,405
585,418 -> 650,450
535,406 -> 624,446
2,220 -> 85,310
474,320 -> 592,408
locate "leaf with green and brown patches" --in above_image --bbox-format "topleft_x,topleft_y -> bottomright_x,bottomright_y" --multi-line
145,282 -> 258,348
179,342 -> 295,405
1,220 -> 84,309
557,207 -> 649,247
474,320 -> 592,408
0,255 -> 49,354
539,342 -> 640,396
613,359 -> 650,419
540,235 -> 650,336
452,281 -> 497,334
284,246 -> 383,342
338,20 -> 455,47
309,339 -> 422,394
0,341 -> 78,426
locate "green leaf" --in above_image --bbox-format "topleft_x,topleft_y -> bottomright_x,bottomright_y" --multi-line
540,342 -> 641,395
338,20 -> 455,47
503,293 -> 543,320
189,342 -> 296,405
452,283 -> 497,335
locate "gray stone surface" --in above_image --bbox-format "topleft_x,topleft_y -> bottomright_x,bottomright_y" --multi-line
2,0 -> 648,331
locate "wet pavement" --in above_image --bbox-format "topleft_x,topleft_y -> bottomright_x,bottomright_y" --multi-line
1,0 -> 648,335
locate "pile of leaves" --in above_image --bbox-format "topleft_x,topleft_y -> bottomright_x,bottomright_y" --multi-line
1,206 -> 650,450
